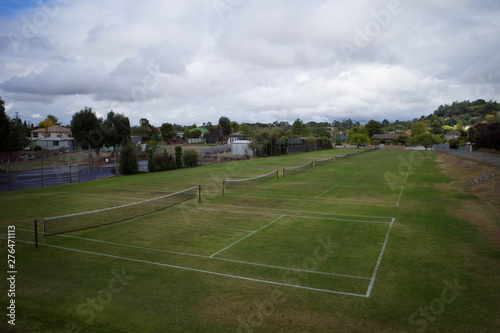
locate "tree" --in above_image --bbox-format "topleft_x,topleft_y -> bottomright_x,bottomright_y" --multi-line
182,149 -> 199,167
411,122 -> 428,137
0,97 -> 10,152
218,116 -> 231,136
38,119 -> 55,128
160,123 -> 175,140
118,141 -> 139,175
175,146 -> 183,169
102,111 -> 131,155
346,126 -> 370,145
291,119 -> 312,137
364,120 -> 382,137
470,122 -> 500,150
312,124 -> 330,138
410,133 -> 442,150
132,118 -> 160,142
46,115 -> 61,126
147,149 -> 156,173
230,121 -> 239,133
70,107 -> 103,160
9,118 -> 29,151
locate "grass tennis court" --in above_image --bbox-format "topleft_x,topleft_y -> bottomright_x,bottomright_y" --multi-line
1,149 -> 499,332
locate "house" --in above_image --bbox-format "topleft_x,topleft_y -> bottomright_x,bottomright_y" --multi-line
372,134 -> 409,143
30,126 -> 75,151
228,131 -> 244,144
31,125 -> 72,140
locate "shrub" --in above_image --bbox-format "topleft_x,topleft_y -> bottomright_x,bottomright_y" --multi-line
34,145 -> 42,152
119,142 -> 139,175
175,146 -> 182,169
448,138 -> 460,149
182,149 -> 199,168
147,149 -> 155,173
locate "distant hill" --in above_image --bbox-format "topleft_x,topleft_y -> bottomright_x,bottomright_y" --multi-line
420,99 -> 500,126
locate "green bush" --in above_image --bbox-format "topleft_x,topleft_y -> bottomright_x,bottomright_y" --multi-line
175,146 -> 182,169
448,138 -> 460,149
34,145 -> 42,152
182,149 -> 199,168
147,149 -> 155,173
119,142 -> 139,175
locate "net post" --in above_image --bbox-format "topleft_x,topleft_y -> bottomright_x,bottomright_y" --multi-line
198,185 -> 202,203
34,219 -> 38,248
282,168 -> 285,179
276,170 -> 278,180
222,180 -> 225,196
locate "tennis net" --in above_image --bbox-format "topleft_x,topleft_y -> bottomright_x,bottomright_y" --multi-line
334,154 -> 349,162
283,161 -> 314,178
222,170 -> 278,195
43,186 -> 200,236
315,156 -> 334,167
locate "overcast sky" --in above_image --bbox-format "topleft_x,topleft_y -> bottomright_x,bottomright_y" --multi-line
1,0 -> 499,127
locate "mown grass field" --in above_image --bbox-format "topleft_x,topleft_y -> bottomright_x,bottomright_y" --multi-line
1,149 -> 499,332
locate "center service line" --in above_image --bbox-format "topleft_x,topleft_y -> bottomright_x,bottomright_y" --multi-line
210,215 -> 285,258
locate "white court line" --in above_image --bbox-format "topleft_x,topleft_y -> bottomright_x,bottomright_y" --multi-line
396,186 -> 404,207
231,192 -> 394,207
366,218 -> 395,297
180,203 -> 394,220
5,237 -> 367,297
9,227 -> 370,280
315,185 -> 339,198
404,151 -> 415,184
177,206 -> 393,223
315,171 -> 359,198
210,215 -> 285,257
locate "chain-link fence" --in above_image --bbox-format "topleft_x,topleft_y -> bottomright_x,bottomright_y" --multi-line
437,149 -> 500,168
0,151 -> 119,191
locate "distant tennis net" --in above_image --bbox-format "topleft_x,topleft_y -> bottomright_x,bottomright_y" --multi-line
335,154 -> 349,162
315,156 -> 334,167
222,170 -> 278,195
43,186 -> 201,236
283,161 -> 314,178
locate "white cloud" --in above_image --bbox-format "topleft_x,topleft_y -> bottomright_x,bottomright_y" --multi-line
0,0 -> 499,126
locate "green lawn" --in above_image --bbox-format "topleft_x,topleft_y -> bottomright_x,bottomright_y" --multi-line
1,149 -> 499,332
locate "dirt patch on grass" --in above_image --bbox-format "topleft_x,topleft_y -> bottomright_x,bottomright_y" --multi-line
436,152 -> 500,249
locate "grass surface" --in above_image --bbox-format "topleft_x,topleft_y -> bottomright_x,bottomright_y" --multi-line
1,149 -> 499,332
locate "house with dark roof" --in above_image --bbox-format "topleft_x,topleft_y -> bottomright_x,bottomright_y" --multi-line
372,134 -> 409,143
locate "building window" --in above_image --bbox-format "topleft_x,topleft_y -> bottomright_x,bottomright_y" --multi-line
53,141 -> 59,146
33,133 -> 38,138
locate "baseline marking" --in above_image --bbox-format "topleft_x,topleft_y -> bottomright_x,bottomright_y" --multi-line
6,227 -> 370,280
4,237 -> 367,297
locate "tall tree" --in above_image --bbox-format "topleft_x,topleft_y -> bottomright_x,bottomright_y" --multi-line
291,119 -> 312,137
218,116 -> 231,136
160,123 -> 175,140
9,118 -> 29,151
230,121 -> 239,133
411,122 -> 428,137
118,141 -> 139,175
103,111 -> 131,154
38,119 -> 55,128
46,115 -> 61,126
364,120 -> 382,137
70,107 -> 103,160
0,97 -> 10,152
